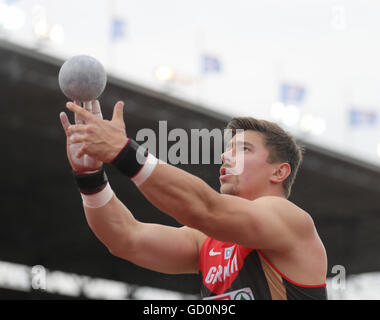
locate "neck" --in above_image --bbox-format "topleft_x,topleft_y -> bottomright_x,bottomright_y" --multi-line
242,186 -> 285,201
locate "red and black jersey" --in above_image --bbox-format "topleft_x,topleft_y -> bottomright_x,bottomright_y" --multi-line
198,237 -> 327,300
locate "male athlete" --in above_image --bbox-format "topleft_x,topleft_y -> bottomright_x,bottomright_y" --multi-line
59,100 -> 327,300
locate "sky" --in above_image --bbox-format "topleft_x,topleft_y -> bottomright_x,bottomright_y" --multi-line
1,0 -> 380,167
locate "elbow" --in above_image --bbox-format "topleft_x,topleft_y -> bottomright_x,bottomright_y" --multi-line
184,211 -> 208,231
170,178 -> 220,230
187,195 -> 228,238
102,241 -> 122,258
107,246 -> 119,257
105,237 -> 136,260
107,244 -> 133,261
182,197 -> 219,232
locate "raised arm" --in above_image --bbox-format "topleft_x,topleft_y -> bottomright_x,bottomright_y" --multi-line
137,163 -> 314,251
60,101 -> 204,275
83,194 -> 204,274
65,101 -> 315,252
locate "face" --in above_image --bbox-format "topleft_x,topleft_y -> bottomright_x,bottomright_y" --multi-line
220,130 -> 278,200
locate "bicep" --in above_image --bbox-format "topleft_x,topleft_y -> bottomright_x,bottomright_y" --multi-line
116,224 -> 204,275
197,195 -> 311,251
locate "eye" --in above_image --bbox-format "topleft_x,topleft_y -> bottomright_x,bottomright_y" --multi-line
243,147 -> 250,152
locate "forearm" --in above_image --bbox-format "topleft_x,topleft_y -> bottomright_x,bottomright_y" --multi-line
69,166 -> 138,254
138,162 -> 219,228
64,103 -> 219,233
82,193 -> 138,255
83,190 -> 203,275
108,139 -> 220,229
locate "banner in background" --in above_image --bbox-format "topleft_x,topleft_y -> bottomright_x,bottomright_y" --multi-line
348,108 -> 377,128
201,54 -> 222,74
280,83 -> 306,105
110,17 -> 127,42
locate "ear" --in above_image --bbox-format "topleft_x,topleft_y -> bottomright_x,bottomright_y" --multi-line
270,163 -> 291,184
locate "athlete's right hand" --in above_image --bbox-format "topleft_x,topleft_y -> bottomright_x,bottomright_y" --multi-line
60,100 -> 103,173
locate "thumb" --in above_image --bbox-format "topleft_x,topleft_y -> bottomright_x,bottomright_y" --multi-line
112,101 -> 125,124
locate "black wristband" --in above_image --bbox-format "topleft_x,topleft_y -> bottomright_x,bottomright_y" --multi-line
73,168 -> 108,195
112,139 -> 148,178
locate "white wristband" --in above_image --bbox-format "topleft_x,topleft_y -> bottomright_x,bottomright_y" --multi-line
131,153 -> 158,186
81,183 -> 114,208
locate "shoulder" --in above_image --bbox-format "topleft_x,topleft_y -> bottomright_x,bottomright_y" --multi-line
255,198 -> 327,282
253,196 -> 311,218
253,196 -> 317,237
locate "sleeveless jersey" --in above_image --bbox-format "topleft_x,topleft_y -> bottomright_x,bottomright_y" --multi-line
198,237 -> 327,300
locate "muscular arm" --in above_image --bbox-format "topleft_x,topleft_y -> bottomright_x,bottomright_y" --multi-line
60,102 -> 204,275
138,162 -> 314,251
65,102 -> 314,257
83,193 -> 204,274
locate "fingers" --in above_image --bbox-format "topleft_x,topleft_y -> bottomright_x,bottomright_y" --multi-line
68,124 -> 87,136
69,133 -> 85,144
67,123 -> 98,145
83,101 -> 92,113
76,145 -> 86,159
92,100 -> 103,120
67,101 -> 96,123
59,112 -> 72,137
73,101 -> 84,125
69,134 -> 81,144
111,101 -> 125,124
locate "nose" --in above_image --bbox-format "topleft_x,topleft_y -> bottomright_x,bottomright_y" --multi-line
221,148 -> 234,165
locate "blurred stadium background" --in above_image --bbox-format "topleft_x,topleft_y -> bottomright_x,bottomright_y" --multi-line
0,0 -> 380,299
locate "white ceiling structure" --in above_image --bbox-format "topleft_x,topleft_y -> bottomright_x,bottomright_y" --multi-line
1,0 -> 379,167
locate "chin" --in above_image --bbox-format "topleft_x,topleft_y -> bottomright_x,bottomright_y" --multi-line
220,184 -> 239,196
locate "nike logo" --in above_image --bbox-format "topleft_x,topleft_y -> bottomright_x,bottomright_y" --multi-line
209,249 -> 221,256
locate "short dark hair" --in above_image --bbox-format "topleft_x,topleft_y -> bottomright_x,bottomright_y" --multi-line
226,117 -> 304,198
